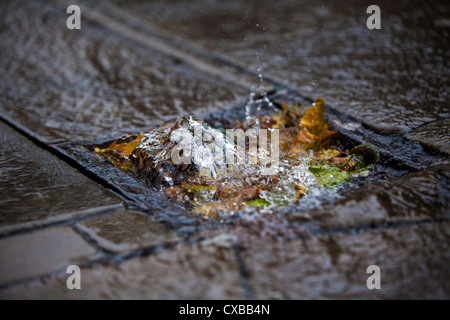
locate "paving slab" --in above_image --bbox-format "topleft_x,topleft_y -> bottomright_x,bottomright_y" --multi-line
240,222 -> 450,299
77,210 -> 181,253
0,243 -> 244,299
110,0 -> 450,135
0,1 -> 247,142
406,120 -> 450,155
0,227 -> 98,287
0,122 -> 121,228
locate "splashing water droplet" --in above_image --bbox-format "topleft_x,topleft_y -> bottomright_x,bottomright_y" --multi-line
244,64 -> 273,133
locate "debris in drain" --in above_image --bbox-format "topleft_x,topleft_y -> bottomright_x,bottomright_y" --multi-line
94,97 -> 379,216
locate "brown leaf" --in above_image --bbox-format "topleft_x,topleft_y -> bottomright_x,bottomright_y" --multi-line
300,97 -> 327,136
242,185 -> 262,201
287,97 -> 337,154
95,132 -> 145,169
192,198 -> 245,216
314,149 -> 341,161
289,129 -> 319,157
327,156 -> 357,171
216,181 -> 244,200
164,186 -> 185,202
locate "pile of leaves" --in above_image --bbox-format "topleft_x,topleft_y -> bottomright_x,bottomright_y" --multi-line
94,97 -> 379,216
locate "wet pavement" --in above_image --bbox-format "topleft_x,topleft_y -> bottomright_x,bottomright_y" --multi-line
0,121 -> 121,229
0,227 -> 98,287
76,210 -> 180,254
0,0 -> 449,299
110,0 -> 450,135
0,242 -> 245,299
0,1 -> 248,142
241,222 -> 450,299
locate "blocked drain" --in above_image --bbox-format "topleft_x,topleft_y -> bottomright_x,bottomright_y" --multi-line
51,90 -> 444,240
63,94 -> 386,215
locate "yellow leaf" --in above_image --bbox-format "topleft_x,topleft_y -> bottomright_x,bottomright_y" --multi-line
300,97 -> 327,136
289,129 -> 319,157
95,132 -> 145,170
315,149 -> 341,161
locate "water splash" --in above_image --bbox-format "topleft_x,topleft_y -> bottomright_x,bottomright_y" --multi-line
244,29 -> 274,134
259,150 -> 318,207
136,116 -> 238,181
244,67 -> 274,132
132,114 -> 318,202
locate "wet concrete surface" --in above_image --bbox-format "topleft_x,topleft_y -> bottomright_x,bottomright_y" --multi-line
1,223 -> 448,299
0,0 -> 448,299
0,1 -> 247,142
241,222 -> 450,299
0,121 -> 121,227
406,120 -> 450,155
77,210 -> 180,254
110,0 -> 450,136
0,242 -> 245,299
0,227 -> 98,287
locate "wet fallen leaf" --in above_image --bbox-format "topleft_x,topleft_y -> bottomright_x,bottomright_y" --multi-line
165,186 -> 186,202
315,149 -> 341,161
288,97 -> 337,155
351,143 -> 380,169
268,102 -> 308,128
242,185 -> 262,201
94,132 -> 145,170
309,165 -> 350,188
245,198 -> 271,208
300,97 -> 327,136
192,198 -> 244,216
327,156 -> 357,171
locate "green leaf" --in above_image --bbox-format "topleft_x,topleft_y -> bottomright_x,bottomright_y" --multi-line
245,199 -> 272,208
350,143 -> 380,169
309,165 -> 350,188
